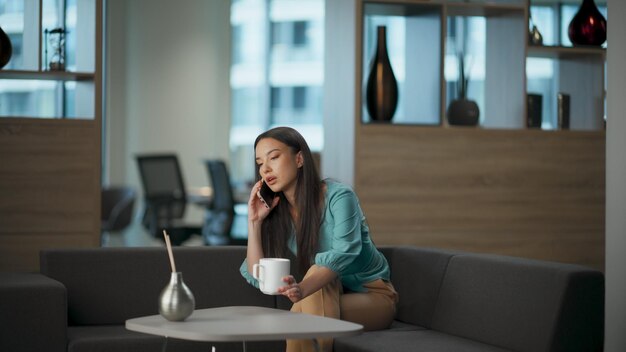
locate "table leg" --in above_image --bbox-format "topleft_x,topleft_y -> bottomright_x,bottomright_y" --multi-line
312,339 -> 320,352
162,336 -> 169,352
242,341 -> 247,352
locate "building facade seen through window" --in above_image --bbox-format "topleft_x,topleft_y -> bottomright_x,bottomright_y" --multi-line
230,0 -> 324,185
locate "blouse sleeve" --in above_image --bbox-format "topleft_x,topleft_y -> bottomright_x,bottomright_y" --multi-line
239,258 -> 260,289
314,187 -> 363,275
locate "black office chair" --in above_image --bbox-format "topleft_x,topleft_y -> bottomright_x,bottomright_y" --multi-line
136,154 -> 201,245
202,160 -> 247,246
101,186 -> 136,232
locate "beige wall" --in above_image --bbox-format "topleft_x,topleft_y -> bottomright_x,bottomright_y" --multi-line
105,0 -> 231,222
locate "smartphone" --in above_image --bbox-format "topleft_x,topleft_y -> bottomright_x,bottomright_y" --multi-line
258,181 -> 277,209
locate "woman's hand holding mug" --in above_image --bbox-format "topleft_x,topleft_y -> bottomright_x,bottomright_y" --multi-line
278,275 -> 303,303
252,258 -> 291,295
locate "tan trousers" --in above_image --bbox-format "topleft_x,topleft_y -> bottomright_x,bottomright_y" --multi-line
286,265 -> 399,352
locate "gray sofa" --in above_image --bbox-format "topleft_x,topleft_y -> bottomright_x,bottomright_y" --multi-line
0,246 -> 603,352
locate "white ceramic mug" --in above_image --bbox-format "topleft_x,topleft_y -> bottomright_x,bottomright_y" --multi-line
252,258 -> 290,295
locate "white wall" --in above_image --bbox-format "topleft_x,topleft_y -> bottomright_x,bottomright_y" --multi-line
605,0 -> 626,350
322,0 -> 356,186
105,0 -> 231,221
105,0 -> 127,186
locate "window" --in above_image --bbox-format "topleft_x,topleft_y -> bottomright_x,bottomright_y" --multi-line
231,25 -> 244,64
272,21 -> 310,48
230,0 -> 324,184
270,86 -> 285,109
268,86 -> 320,126
293,86 -> 305,109
293,21 -> 307,46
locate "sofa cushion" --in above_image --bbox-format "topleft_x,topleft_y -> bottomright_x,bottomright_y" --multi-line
431,254 -> 604,352
41,246 -> 275,325
384,246 -> 456,328
68,325 -> 284,352
335,324 -> 512,352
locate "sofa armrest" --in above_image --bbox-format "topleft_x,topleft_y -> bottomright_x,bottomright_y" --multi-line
551,270 -> 604,352
0,273 -> 67,352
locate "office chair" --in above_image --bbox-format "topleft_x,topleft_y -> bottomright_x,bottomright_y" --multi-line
136,154 -> 201,245
101,186 -> 136,232
202,160 -> 247,246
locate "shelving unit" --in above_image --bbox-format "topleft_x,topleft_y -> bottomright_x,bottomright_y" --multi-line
527,44 -> 605,130
0,0 -> 97,119
0,70 -> 94,81
360,0 -> 528,128
525,0 -> 607,130
324,0 -> 605,270
0,0 -> 102,272
357,0 -> 605,131
527,44 -> 606,59
445,2 -> 525,16
361,1 -> 443,125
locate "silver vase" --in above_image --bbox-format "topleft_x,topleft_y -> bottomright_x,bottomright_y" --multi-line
158,272 -> 195,321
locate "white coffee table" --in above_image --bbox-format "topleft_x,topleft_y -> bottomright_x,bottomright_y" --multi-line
126,306 -> 363,351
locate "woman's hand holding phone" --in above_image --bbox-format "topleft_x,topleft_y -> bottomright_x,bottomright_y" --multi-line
258,181 -> 277,209
248,180 -> 279,223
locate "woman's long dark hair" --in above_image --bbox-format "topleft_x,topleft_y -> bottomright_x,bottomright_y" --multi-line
254,127 -> 322,274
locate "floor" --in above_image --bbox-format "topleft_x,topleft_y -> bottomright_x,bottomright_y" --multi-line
101,204 -> 248,248
101,222 -> 203,247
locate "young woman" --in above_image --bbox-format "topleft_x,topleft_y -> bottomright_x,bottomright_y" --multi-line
240,127 -> 398,352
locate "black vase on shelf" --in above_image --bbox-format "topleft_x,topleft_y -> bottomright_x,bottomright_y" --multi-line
448,99 -> 479,126
0,26 -> 13,69
365,25 -> 398,122
568,0 -> 607,46
447,53 -> 479,126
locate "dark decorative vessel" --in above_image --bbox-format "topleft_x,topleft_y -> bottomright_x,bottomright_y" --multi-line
0,26 -> 12,69
568,0 -> 607,46
365,26 -> 398,122
447,53 -> 479,126
448,99 -> 479,126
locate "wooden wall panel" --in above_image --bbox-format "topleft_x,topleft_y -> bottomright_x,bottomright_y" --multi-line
0,119 -> 101,272
356,125 -> 605,270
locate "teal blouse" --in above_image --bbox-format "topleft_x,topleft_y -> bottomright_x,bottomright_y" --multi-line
240,180 -> 391,292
